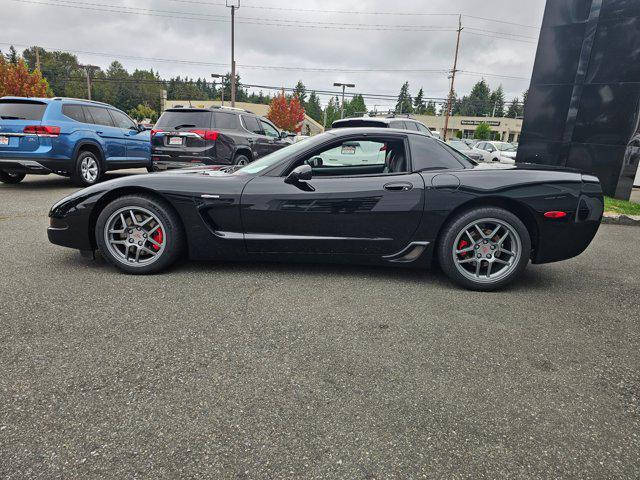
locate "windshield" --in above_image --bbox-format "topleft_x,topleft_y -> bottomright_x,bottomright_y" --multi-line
495,142 -> 517,152
236,136 -> 317,174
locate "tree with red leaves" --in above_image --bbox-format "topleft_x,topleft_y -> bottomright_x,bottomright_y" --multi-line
0,58 -> 50,98
267,90 -> 306,133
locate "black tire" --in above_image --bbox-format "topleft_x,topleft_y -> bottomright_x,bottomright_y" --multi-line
233,153 -> 250,166
146,165 -> 156,173
492,158 -> 500,162
95,194 -> 185,274
71,150 -> 103,187
437,207 -> 531,291
0,170 -> 26,184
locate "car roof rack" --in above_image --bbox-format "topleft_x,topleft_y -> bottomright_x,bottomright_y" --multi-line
51,97 -> 112,107
211,105 -> 256,114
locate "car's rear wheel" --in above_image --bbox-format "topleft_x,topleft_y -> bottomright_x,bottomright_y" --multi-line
95,194 -> 185,274
233,153 -> 250,166
72,151 -> 102,187
0,170 -> 26,184
437,207 -> 531,291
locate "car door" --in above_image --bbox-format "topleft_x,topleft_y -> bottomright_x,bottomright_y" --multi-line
474,142 -> 490,162
241,114 -> 270,159
260,118 -> 288,153
109,109 -> 150,165
83,106 -> 127,163
240,135 -> 425,255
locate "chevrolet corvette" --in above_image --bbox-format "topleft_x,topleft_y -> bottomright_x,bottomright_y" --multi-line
48,128 -> 604,290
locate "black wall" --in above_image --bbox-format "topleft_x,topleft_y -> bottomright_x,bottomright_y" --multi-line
518,0 -> 640,199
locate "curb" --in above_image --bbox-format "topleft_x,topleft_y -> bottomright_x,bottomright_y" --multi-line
602,212 -> 640,226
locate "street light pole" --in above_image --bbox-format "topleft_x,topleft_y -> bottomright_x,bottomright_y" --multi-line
227,0 -> 240,107
333,82 -> 355,119
443,15 -> 463,141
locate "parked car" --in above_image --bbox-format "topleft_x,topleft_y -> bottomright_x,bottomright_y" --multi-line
0,97 -> 151,186
150,106 -> 291,170
472,141 -> 518,164
462,138 -> 479,148
446,139 -> 484,162
331,116 -> 433,136
49,127 -> 603,291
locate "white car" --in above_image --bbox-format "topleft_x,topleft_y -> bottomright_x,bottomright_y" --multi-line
310,140 -> 386,166
472,141 -> 518,164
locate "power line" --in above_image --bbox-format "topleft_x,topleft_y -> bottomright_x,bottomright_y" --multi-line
8,0 -> 540,36
4,41 -> 532,81
155,0 -> 542,29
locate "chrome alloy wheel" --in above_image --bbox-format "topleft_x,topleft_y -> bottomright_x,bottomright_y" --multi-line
452,217 -> 522,284
104,207 -> 166,266
80,156 -> 99,183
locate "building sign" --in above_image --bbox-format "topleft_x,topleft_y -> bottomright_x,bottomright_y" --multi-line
460,120 -> 501,127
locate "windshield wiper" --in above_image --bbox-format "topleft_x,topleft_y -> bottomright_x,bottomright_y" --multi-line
173,124 -> 196,130
0,116 -> 26,120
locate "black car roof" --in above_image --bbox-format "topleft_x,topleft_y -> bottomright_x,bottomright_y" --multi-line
332,117 -> 422,125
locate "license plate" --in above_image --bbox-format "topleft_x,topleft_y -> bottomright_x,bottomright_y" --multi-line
341,145 -> 356,155
0,136 -> 8,145
168,137 -> 183,146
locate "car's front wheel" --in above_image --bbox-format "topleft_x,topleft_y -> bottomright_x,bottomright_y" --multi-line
0,170 -> 26,184
95,194 -> 185,274
437,207 -> 531,291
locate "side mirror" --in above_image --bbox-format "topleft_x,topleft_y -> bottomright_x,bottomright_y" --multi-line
285,164 -> 312,184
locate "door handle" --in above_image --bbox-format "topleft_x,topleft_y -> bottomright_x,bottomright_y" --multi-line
96,131 -> 104,135
384,182 -> 413,192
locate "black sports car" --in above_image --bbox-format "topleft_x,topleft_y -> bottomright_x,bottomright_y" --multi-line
48,128 -> 604,290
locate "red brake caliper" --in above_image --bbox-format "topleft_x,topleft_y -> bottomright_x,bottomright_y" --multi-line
458,239 -> 469,257
151,228 -> 163,251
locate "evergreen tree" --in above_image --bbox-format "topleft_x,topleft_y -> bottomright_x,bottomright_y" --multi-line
293,80 -> 307,105
425,100 -> 437,115
489,85 -> 505,117
506,97 -> 520,118
6,46 -> 19,64
413,87 -> 426,114
396,81 -> 413,113
459,79 -> 491,116
305,91 -> 323,123
345,94 -> 367,117
324,96 -> 341,128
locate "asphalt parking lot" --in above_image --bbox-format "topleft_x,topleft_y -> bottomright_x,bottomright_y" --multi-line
1,172 -> 639,479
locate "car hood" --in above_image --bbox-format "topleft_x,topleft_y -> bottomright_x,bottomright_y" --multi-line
50,166 -> 250,215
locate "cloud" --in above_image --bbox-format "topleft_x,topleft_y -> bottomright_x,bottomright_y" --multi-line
4,0 -> 545,107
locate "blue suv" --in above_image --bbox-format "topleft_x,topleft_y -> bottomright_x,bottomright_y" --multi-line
0,97 -> 151,186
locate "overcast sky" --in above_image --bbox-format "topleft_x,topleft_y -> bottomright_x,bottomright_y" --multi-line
4,0 -> 546,109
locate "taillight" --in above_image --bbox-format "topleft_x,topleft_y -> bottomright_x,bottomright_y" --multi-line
24,125 -> 60,137
190,129 -> 219,141
150,129 -> 163,137
544,211 -> 568,219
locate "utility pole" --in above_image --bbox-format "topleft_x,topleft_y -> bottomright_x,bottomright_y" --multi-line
35,47 -> 41,71
333,82 -> 355,119
211,73 -> 224,106
443,15 -> 463,141
79,64 -> 99,101
227,0 -> 240,107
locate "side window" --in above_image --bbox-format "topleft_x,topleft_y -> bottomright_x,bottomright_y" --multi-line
476,142 -> 485,150
389,121 -> 406,130
260,119 -> 280,138
85,106 -> 114,127
405,121 -> 419,131
241,115 -> 263,135
298,138 -> 408,176
110,110 -> 136,130
416,123 -> 431,135
409,136 -> 466,171
486,143 -> 495,152
62,104 -> 86,123
213,112 -> 238,130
